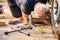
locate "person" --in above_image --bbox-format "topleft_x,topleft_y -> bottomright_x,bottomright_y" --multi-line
7,0 -> 50,25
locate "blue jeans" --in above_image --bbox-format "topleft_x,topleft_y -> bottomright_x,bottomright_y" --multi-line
8,0 -> 39,18
7,0 -> 22,18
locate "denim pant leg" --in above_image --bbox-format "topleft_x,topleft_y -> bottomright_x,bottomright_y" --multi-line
7,0 -> 22,18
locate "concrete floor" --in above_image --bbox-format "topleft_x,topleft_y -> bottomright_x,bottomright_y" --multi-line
0,24 -> 58,40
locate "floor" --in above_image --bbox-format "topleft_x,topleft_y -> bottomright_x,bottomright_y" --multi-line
0,21 -> 58,40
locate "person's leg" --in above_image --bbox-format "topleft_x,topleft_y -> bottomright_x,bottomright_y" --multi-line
18,0 -> 33,25
9,5 -> 22,18
7,0 -> 22,21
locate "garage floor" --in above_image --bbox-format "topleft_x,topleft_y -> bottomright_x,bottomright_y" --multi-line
0,19 -> 58,40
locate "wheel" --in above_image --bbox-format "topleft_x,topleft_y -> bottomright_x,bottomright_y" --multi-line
4,32 -> 9,35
